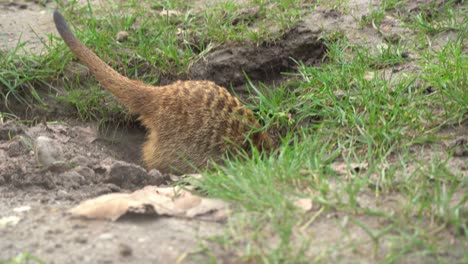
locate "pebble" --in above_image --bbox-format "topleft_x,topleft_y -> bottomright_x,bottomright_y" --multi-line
98,233 -> 114,240
35,136 -> 62,167
116,31 -> 129,42
118,243 -> 133,257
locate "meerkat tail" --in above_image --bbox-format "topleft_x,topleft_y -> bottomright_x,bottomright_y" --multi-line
53,10 -> 152,113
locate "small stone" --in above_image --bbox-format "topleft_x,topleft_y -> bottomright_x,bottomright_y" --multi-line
72,223 -> 88,229
74,236 -> 88,244
6,140 -> 23,157
116,31 -> 129,42
48,161 -> 72,173
35,136 -> 63,167
70,155 -> 93,167
147,169 -> 169,186
118,243 -> 133,257
98,233 -> 114,240
60,170 -> 85,187
105,161 -> 147,189
56,190 -> 72,200
74,166 -> 95,182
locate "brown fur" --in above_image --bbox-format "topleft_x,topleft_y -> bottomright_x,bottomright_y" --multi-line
53,10 -> 273,174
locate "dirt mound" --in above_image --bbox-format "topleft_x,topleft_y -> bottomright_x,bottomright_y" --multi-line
188,22 -> 325,95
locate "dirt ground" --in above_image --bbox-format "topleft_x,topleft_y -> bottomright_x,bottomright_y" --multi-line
0,0 -> 466,263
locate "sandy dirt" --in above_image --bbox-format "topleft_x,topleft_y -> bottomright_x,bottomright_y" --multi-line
0,0 -> 466,263
0,1 -> 56,54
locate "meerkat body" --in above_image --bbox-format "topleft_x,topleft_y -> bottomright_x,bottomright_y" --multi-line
53,10 -> 272,174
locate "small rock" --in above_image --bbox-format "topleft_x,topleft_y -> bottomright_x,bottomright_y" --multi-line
71,223 -> 88,229
147,169 -> 169,186
46,228 -> 63,235
74,236 -> 88,244
45,247 -> 55,254
47,161 -> 72,173
60,171 -> 85,188
118,243 -> 133,257
116,31 -> 129,42
56,189 -> 72,200
35,136 -> 63,167
6,140 -> 24,157
105,161 -> 147,189
74,166 -> 95,182
70,155 -> 93,167
98,233 -> 114,240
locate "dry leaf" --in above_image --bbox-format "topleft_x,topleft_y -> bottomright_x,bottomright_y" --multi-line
186,198 -> 228,218
68,192 -> 146,221
69,186 -> 229,222
173,191 -> 202,211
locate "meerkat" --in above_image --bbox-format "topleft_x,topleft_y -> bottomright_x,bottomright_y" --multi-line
53,10 -> 273,174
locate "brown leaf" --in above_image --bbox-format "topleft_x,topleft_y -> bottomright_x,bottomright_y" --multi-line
186,198 -> 228,218
173,191 -> 202,211
69,186 -> 229,221
68,192 -> 145,221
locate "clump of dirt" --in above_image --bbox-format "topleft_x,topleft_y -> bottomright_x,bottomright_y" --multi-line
188,22 -> 325,95
0,121 -> 168,196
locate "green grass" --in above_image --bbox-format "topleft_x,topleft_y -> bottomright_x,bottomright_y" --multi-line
1,0 -> 467,263
0,252 -> 45,264
192,2 -> 467,262
0,0 -> 312,122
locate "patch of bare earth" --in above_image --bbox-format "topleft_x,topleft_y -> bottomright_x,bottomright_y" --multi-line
0,120 -> 230,263
0,1 -> 57,54
0,0 -> 466,263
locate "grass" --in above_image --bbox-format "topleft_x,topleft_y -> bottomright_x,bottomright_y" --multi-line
0,252 -> 45,264
193,1 -> 467,262
1,0 -> 467,263
0,0 -> 311,123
